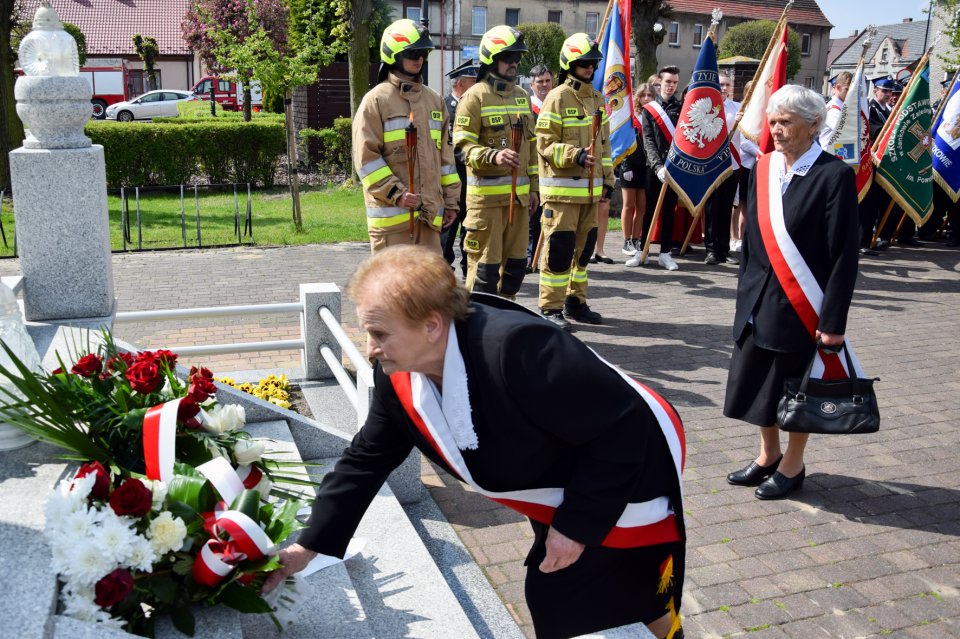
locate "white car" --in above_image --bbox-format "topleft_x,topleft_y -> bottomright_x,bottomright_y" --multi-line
105,90 -> 194,122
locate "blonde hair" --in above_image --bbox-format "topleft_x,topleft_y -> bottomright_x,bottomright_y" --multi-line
347,246 -> 470,323
634,83 -> 655,104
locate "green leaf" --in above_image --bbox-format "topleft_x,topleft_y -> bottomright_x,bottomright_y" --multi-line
172,554 -> 194,576
167,473 -> 211,511
168,605 -> 196,636
218,582 -> 273,614
230,489 -> 262,522
149,573 -> 179,605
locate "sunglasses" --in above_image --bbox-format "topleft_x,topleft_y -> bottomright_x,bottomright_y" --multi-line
498,52 -> 522,64
400,50 -> 427,61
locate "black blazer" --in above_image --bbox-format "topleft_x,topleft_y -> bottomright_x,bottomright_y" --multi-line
868,98 -> 889,141
733,152 -> 859,353
641,95 -> 681,172
299,297 -> 682,558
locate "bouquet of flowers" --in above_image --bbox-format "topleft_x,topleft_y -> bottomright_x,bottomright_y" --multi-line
0,334 -> 314,636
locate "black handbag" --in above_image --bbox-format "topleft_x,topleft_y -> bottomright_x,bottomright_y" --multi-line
777,343 -> 880,435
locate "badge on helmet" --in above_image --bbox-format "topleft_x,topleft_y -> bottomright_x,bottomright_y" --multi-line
559,33 -> 603,71
478,26 -> 528,66
380,19 -> 435,65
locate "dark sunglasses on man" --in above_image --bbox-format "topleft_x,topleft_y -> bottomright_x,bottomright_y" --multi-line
497,52 -> 523,64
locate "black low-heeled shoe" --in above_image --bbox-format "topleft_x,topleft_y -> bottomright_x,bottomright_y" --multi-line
726,455 -> 782,486
755,467 -> 805,500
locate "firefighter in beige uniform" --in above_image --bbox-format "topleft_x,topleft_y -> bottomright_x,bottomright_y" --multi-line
353,19 -> 460,253
453,25 -> 539,296
535,34 -> 613,329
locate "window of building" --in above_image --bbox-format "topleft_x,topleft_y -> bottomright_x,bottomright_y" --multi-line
505,8 -> 520,27
405,6 -> 421,24
586,12 -> 600,38
880,46 -> 888,64
801,33 -> 811,56
472,7 -> 486,36
803,77 -> 814,89
693,24 -> 704,47
547,10 -> 562,24
668,21 -> 680,47
128,70 -> 162,97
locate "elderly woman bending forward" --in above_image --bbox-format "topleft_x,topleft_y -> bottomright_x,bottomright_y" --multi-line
724,85 -> 859,500
265,245 -> 687,639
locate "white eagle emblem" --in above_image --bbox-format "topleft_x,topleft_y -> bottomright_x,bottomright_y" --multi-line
679,97 -> 725,148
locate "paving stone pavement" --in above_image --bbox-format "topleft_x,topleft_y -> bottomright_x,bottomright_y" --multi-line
3,240 -> 959,638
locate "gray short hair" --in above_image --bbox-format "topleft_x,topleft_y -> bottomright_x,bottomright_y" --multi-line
529,64 -> 551,79
766,84 -> 826,129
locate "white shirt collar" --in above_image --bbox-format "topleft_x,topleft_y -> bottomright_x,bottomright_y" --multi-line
436,323 -> 478,451
776,140 -> 823,194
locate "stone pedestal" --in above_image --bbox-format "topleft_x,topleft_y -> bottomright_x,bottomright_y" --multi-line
10,145 -> 115,320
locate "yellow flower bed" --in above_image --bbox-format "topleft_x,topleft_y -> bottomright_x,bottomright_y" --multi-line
217,373 -> 292,410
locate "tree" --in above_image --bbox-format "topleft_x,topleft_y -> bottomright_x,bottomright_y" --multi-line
182,0 -> 288,121
718,20 -> 802,80
517,22 -> 565,77
932,0 -> 960,69
1,0 -> 24,192
631,0 -> 673,85
132,34 -> 159,91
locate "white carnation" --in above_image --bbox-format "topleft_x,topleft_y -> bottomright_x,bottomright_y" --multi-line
203,403 -> 246,434
233,439 -> 264,465
65,541 -> 114,587
147,511 -> 187,555
124,535 -> 157,573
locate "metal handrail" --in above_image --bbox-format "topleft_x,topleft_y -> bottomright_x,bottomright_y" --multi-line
115,302 -> 302,322
318,306 -> 371,374
321,345 -> 358,409
172,339 -> 304,357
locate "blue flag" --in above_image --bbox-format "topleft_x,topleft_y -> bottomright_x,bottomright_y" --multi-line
593,0 -> 637,167
933,73 -> 960,202
664,36 -> 732,214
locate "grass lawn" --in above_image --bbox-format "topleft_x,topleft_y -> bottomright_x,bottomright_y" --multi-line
0,186 -> 624,257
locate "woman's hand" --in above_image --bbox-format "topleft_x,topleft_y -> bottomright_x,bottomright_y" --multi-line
539,526 -> 585,573
262,543 -> 317,594
816,330 -> 844,348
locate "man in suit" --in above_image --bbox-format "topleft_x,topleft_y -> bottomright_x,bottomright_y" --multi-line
863,76 -> 895,254
440,59 -> 479,276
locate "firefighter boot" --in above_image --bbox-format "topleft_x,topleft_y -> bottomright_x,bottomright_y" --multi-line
563,296 -> 602,324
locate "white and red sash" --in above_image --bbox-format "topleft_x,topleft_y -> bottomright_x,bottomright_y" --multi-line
644,101 -> 675,143
389,352 -> 685,549
755,151 -> 864,380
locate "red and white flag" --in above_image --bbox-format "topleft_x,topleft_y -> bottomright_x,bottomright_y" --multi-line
739,21 -> 789,154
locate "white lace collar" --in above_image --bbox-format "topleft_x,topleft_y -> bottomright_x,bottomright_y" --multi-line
434,323 -> 478,451
774,141 -> 823,194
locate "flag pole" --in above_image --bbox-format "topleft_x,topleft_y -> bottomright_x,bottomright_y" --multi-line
598,0 -> 617,44
871,45 -> 934,158
680,8 -> 724,256
870,200 -> 896,248
726,0 -> 794,142
639,181 -> 669,264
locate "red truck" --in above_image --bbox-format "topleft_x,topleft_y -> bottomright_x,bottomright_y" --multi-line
189,75 -> 263,112
80,64 -> 131,119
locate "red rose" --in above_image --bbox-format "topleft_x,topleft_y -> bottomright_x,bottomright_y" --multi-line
76,461 -> 110,500
188,377 -> 218,403
126,358 -> 163,394
107,352 -> 135,372
94,568 -> 134,607
177,395 -> 202,429
109,478 -> 153,517
152,349 -> 178,369
71,354 -> 103,378
190,366 -> 214,380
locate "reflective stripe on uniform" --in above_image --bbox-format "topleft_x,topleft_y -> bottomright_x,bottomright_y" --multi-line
453,130 -> 479,144
480,105 -> 528,117
602,157 -> 613,167
527,165 -> 538,175
561,117 -> 593,128
366,207 -> 442,229
440,164 -> 461,186
466,175 -> 530,196
359,157 -> 392,187
539,176 -> 604,198
540,271 -> 570,287
538,111 -> 562,125
571,266 -> 589,283
383,117 -> 409,143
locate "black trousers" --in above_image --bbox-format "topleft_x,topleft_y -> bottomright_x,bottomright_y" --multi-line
704,169 -> 739,259
440,163 -> 469,276
644,168 -> 677,253
528,203 -> 543,265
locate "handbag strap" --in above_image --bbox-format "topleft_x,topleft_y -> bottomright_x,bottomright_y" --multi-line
797,341 -> 864,398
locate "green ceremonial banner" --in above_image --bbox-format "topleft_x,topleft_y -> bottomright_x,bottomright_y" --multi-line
873,56 -> 934,226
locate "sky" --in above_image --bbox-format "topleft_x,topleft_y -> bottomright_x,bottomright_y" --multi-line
822,0 -> 932,39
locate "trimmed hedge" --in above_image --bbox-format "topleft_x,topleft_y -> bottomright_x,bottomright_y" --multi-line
299,117 -> 352,174
86,120 -> 286,187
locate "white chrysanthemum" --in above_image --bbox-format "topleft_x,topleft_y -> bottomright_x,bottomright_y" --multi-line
70,473 -> 98,501
50,543 -> 71,575
147,511 -> 187,555
142,479 -> 168,511
46,479 -> 85,527
57,506 -> 98,541
94,610 -> 126,629
94,513 -> 138,564
203,403 -> 246,434
123,535 -> 157,573
62,584 -> 99,620
64,541 -> 115,586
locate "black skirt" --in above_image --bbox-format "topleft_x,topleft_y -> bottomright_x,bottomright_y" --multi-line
524,520 -> 684,639
723,323 -> 814,426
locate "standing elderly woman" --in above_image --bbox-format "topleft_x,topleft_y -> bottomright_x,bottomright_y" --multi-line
264,245 -> 687,639
724,85 -> 859,500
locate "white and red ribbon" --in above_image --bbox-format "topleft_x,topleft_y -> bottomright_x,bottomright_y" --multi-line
390,366 -> 685,549
644,101 -> 675,143
756,151 -> 864,380
143,397 -> 182,483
